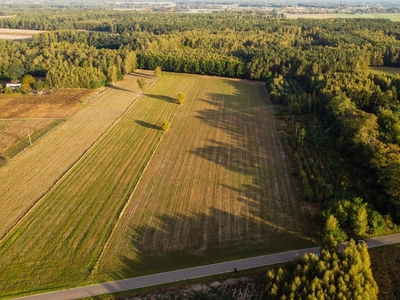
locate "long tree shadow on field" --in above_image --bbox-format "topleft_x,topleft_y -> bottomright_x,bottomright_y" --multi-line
103,79 -> 316,286
190,138 -> 260,176
107,206 -> 314,282
110,85 -> 136,93
135,120 -> 160,130
190,82 -> 314,241
146,94 -> 176,103
132,71 -> 154,79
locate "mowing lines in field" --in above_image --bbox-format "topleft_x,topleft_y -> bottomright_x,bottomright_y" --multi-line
91,74 -> 199,275
95,76 -> 307,281
0,73 -> 199,298
0,73 -> 152,242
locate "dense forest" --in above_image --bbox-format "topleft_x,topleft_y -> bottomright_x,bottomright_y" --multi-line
1,9 -> 400,237
265,236 -> 378,299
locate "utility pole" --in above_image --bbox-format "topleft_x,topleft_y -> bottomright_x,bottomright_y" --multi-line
27,129 -> 32,145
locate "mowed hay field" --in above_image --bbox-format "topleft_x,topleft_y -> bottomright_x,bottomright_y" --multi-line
0,89 -> 92,162
0,28 -> 43,40
94,75 -> 312,280
0,72 -> 196,298
0,73 -> 313,298
0,72 -> 154,244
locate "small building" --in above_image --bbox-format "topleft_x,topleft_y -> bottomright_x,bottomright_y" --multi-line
6,83 -> 21,89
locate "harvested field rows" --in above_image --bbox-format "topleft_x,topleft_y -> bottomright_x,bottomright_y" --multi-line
0,118 -> 64,161
0,73 -> 312,298
95,75 -> 310,280
0,72 -> 152,241
0,73 -> 197,298
0,89 -> 93,161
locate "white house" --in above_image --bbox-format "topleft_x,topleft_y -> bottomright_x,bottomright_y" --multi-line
6,83 -> 21,89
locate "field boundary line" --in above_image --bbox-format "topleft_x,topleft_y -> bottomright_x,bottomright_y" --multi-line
1,119 -> 65,166
0,85 -> 113,164
0,118 -> 66,121
90,76 -> 197,275
0,78 -> 152,244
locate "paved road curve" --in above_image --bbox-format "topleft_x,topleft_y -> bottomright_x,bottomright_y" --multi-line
15,233 -> 400,300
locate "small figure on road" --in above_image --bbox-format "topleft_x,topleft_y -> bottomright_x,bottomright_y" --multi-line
234,267 -> 237,273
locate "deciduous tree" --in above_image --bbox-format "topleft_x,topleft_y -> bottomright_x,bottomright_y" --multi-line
154,66 -> 162,78
137,78 -> 147,93
176,92 -> 186,104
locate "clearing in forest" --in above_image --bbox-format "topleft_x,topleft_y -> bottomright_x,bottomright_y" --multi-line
0,28 -> 43,40
94,74 -> 311,281
369,66 -> 400,75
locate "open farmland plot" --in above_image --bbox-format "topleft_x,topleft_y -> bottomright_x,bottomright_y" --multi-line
285,13 -> 400,21
0,72 -> 152,245
0,89 -> 92,162
0,28 -> 43,40
0,72 -> 197,298
369,66 -> 400,75
95,75 -> 313,281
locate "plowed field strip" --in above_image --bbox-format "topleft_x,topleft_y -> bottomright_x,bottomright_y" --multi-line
0,72 -> 152,241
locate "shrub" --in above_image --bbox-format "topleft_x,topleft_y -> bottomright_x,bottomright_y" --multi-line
160,120 -> 170,132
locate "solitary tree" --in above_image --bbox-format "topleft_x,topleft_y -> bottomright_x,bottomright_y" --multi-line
33,79 -> 46,91
154,66 -> 162,78
160,120 -> 170,132
176,92 -> 186,104
137,78 -> 147,93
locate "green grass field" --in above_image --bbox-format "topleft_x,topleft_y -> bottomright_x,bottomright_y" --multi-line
0,73 -> 313,298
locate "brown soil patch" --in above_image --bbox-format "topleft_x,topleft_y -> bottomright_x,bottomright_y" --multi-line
0,89 -> 94,160
0,89 -> 92,118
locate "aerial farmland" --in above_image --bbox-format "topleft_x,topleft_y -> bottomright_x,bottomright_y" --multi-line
0,71 -> 310,298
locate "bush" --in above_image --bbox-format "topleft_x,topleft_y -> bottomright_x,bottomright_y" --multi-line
160,120 -> 170,132
4,87 -> 13,94
176,92 -> 186,104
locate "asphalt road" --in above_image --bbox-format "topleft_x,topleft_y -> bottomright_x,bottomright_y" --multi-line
14,233 -> 400,300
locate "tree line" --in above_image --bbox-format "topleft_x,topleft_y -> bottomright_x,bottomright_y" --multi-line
1,10 -> 400,228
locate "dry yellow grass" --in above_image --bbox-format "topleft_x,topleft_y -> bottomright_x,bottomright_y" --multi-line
0,73 -> 312,298
0,28 -> 43,40
95,75 -> 309,280
0,71 -> 154,241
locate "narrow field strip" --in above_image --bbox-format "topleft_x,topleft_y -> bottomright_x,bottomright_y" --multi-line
0,72 -> 152,241
90,74 -> 199,275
